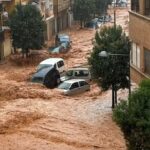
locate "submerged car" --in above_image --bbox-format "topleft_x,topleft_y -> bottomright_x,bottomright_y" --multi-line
49,45 -> 66,54
31,66 -> 60,89
85,18 -> 99,29
58,79 -> 90,95
58,34 -> 72,49
49,34 -> 71,54
60,67 -> 91,82
98,15 -> 112,23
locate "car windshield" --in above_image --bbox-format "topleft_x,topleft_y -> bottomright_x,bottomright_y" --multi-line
58,82 -> 71,90
37,64 -> 53,71
59,37 -> 69,42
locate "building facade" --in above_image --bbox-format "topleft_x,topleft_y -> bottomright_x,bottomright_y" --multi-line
30,0 -> 55,41
129,0 -> 150,84
0,0 -> 14,61
53,0 -> 73,33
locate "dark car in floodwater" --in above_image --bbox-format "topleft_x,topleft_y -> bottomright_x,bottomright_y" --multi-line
49,34 -> 72,54
31,66 -> 60,89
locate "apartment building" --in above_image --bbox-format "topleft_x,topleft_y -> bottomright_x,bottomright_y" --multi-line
30,0 -> 55,40
0,1 -> 13,61
53,0 -> 73,33
129,0 -> 150,83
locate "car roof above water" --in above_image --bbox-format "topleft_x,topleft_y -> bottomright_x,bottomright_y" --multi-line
68,67 -> 89,71
58,34 -> 69,38
40,58 -> 64,65
64,79 -> 87,84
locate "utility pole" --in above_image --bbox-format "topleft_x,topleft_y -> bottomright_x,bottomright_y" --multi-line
114,0 -> 116,28
0,2 -> 4,62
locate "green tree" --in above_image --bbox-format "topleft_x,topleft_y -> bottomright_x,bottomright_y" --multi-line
88,26 -> 131,108
73,0 -> 96,28
9,4 -> 45,57
113,79 -> 150,150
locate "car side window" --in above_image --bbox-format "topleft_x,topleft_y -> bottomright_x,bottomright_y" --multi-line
60,61 -> 64,66
70,82 -> 79,90
79,81 -> 88,87
57,62 -> 60,68
82,70 -> 89,76
74,70 -> 89,77
66,70 -> 73,76
57,61 -> 64,68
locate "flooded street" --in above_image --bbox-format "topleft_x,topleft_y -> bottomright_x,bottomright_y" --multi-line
0,6 -> 129,150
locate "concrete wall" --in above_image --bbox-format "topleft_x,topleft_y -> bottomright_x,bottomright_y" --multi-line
3,30 -> 11,57
46,17 -> 55,40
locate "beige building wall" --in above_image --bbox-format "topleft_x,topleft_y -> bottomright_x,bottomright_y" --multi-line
129,10 -> 150,83
3,32 -> 11,57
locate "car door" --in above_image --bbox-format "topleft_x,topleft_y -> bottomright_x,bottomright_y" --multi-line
79,81 -> 90,92
69,82 -> 80,95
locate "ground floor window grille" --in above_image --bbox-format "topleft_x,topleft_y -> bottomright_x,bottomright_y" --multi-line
145,0 -> 150,16
131,0 -> 139,12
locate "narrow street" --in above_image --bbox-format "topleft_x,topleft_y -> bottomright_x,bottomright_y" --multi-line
0,6 -> 129,150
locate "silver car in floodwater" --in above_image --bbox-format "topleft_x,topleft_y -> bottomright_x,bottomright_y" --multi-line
60,67 -> 91,82
58,79 -> 90,95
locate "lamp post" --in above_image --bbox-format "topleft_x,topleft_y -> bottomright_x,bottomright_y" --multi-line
113,0 -> 116,28
99,51 -> 131,108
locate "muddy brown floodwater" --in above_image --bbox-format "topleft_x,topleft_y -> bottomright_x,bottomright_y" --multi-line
0,6 -> 130,150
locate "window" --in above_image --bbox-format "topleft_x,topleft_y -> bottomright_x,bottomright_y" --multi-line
131,0 -> 139,12
70,82 -> 79,89
57,61 -> 64,68
144,49 -> 150,75
79,81 -> 88,87
66,70 -> 73,76
74,70 -> 89,77
131,43 -> 140,68
145,0 -> 150,16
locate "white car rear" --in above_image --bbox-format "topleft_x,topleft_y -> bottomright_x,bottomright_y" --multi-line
37,58 -> 65,74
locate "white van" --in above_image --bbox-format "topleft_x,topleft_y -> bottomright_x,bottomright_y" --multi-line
37,58 -> 65,74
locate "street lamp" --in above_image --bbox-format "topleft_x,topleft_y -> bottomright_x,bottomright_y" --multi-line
99,51 -> 131,108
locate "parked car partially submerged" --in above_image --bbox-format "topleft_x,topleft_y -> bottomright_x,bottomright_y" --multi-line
31,66 -> 60,88
84,18 -> 101,29
98,15 -> 112,23
61,67 -> 91,82
58,34 -> 72,49
49,34 -> 72,54
49,45 -> 66,54
58,79 -> 90,95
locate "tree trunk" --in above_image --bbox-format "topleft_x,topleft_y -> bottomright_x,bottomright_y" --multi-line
25,49 -> 29,58
22,52 -> 24,58
80,20 -> 82,28
112,84 -> 115,109
114,87 -> 117,106
13,47 -> 17,54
